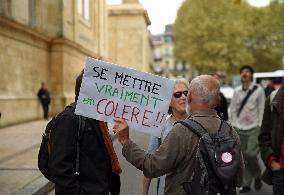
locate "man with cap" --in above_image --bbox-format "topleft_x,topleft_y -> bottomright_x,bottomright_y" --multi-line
230,65 -> 266,193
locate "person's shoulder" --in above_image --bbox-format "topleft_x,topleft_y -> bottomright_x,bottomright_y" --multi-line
171,121 -> 197,137
254,84 -> 262,89
172,121 -> 188,130
170,121 -> 201,147
56,104 -> 77,121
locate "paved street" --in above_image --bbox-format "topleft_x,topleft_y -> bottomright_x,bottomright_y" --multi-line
114,129 -> 158,194
0,120 -> 50,195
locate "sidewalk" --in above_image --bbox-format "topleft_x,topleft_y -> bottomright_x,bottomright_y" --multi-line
0,119 -> 53,195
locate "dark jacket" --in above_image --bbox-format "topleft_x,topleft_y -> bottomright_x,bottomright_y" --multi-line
37,88 -> 50,105
48,103 -> 113,195
215,92 -> 228,121
259,86 -> 284,184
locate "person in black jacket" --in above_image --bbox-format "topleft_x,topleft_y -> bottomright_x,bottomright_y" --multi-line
37,82 -> 50,120
264,80 -> 275,97
49,70 -> 121,195
212,73 -> 228,121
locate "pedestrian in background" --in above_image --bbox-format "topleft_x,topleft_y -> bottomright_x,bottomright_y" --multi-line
259,85 -> 284,195
230,65 -> 265,193
143,79 -> 189,195
212,73 -> 228,121
264,80 -> 275,97
114,75 -> 243,195
37,82 -> 50,120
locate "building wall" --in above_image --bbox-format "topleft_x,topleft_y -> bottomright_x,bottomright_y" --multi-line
0,0 -> 108,127
62,0 -> 107,57
0,18 -> 50,126
49,39 -> 96,114
108,2 -> 152,72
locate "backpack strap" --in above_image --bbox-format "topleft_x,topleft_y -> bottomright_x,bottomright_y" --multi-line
177,119 -> 208,138
178,119 -> 227,138
237,85 -> 258,117
177,119 -> 210,187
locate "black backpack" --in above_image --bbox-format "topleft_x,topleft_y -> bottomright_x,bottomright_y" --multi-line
178,119 -> 241,195
38,103 -> 85,182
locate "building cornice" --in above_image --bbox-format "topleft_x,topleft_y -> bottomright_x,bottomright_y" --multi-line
0,16 -> 52,43
51,38 -> 100,58
0,17 -> 102,58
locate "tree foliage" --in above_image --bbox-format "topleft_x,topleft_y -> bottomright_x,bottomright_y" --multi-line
174,0 -> 284,74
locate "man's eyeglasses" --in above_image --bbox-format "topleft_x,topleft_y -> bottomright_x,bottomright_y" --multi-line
173,91 -> 188,98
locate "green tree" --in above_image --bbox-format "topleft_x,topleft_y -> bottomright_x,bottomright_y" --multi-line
245,1 -> 283,71
175,0 -> 284,74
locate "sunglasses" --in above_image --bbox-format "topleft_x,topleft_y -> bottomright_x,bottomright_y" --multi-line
173,90 -> 188,98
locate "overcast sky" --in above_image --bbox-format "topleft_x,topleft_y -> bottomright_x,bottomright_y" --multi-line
107,0 -> 271,35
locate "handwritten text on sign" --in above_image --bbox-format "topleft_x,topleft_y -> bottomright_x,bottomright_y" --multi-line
75,58 -> 175,136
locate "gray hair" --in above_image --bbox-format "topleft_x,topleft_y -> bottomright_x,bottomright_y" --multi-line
189,75 -> 220,106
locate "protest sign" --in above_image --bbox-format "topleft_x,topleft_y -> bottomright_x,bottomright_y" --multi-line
75,57 -> 175,137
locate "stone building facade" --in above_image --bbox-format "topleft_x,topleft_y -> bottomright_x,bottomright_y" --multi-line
107,0 -> 152,72
0,0 -> 108,127
0,0 -> 153,127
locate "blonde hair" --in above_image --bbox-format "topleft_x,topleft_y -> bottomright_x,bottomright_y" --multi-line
174,78 -> 189,89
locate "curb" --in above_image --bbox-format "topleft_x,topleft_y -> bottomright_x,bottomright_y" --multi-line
13,176 -> 54,195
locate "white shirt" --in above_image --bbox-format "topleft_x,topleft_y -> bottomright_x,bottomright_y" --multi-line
230,83 -> 265,130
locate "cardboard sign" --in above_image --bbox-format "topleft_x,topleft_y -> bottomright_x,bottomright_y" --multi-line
75,58 -> 175,137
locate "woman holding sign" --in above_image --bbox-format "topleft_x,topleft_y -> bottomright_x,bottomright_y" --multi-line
143,79 -> 189,195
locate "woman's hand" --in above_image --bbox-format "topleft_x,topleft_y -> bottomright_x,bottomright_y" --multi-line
113,117 -> 130,145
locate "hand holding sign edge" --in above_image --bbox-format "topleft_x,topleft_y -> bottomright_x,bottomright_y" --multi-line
113,117 -> 130,145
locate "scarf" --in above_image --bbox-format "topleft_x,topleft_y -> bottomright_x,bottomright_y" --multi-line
99,121 -> 122,175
